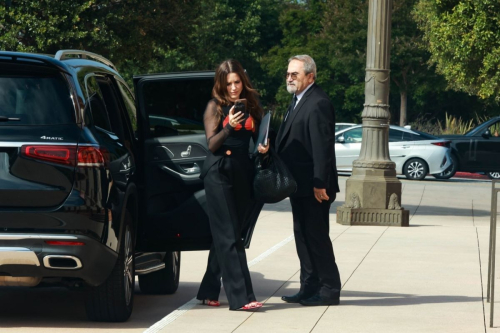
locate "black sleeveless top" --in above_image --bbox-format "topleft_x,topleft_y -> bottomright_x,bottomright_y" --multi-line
204,99 -> 258,156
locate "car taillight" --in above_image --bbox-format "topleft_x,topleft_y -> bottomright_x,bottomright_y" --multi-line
21,145 -> 106,167
22,145 -> 76,165
77,146 -> 105,167
431,141 -> 450,148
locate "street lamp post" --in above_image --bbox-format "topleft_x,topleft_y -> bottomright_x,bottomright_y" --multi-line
336,0 -> 409,226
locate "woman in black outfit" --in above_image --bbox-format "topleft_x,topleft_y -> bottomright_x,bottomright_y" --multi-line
197,59 -> 268,311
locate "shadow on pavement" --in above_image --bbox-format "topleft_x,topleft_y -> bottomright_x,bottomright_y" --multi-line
339,290 -> 482,306
263,201 -> 490,218
404,204 -> 490,217
0,280 -> 200,329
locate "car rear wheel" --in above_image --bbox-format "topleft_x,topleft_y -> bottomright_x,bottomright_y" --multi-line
488,172 -> 500,179
85,210 -> 135,322
432,154 -> 458,180
404,158 -> 428,180
138,251 -> 180,294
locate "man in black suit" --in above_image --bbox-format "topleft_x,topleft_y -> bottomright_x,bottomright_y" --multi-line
276,55 -> 341,306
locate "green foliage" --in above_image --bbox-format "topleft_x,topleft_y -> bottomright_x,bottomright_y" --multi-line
391,0 -> 432,125
0,1 -> 94,53
414,0 -> 500,100
439,112 -> 475,134
1,0 -> 495,129
315,0 -> 367,121
262,0 -> 452,126
411,111 -> 498,135
262,0 -> 366,122
0,0 -> 284,91
319,0 -> 439,125
182,0 -> 284,99
261,1 -> 324,119
408,114 -> 442,135
0,0 -> 201,85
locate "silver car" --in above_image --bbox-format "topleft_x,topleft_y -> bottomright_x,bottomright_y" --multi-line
335,122 -> 357,133
335,125 -> 452,180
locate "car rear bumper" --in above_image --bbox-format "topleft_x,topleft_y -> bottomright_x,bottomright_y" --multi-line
428,150 -> 452,174
0,233 -> 117,286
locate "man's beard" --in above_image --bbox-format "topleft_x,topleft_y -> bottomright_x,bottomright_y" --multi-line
287,84 -> 297,94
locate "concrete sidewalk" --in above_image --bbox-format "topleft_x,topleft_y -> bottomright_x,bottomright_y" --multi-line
149,177 -> 497,333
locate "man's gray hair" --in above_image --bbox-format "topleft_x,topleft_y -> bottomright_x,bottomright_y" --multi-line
288,55 -> 316,79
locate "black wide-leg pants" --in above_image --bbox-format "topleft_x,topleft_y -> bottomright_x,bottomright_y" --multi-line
289,194 -> 341,300
197,154 -> 256,310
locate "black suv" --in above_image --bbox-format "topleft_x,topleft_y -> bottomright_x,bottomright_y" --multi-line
0,50 -> 258,322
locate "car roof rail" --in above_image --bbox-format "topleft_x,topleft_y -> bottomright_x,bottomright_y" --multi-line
54,50 -> 116,70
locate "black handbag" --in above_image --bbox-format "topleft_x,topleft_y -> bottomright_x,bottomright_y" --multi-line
253,148 -> 297,203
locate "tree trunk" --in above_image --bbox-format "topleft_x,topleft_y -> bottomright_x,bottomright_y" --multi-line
399,90 -> 407,126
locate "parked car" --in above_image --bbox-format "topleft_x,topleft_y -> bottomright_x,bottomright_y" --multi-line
434,117 -> 500,179
335,125 -> 452,180
335,122 -> 357,133
0,51 -> 258,322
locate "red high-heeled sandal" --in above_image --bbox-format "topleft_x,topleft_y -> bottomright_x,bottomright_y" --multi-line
239,301 -> 263,310
202,299 -> 220,307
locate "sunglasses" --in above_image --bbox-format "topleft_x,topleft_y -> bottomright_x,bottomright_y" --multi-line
285,72 -> 312,79
285,72 -> 299,79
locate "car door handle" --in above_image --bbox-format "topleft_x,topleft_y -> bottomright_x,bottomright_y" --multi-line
180,163 -> 200,174
158,165 -> 201,180
402,145 -> 411,148
181,145 -> 192,158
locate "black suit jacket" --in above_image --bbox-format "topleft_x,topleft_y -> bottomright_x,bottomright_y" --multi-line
276,83 -> 340,198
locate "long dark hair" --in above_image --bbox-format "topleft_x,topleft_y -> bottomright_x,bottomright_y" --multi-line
212,59 -> 263,126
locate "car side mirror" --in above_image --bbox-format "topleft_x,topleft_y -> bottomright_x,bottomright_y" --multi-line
483,130 -> 491,138
336,136 -> 345,143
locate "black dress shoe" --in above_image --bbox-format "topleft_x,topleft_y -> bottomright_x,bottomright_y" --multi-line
281,292 -> 302,303
299,294 -> 340,306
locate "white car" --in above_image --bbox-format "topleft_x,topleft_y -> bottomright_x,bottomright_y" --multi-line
335,122 -> 357,133
335,125 -> 452,180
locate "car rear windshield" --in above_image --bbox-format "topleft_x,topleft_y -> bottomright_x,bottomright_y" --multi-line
0,73 -> 75,125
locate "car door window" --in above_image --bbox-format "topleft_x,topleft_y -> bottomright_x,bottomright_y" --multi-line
488,121 -> 500,137
95,76 -> 131,142
85,75 -> 112,131
343,128 -> 363,143
141,79 -> 210,138
389,129 -> 404,142
402,132 -> 414,141
98,77 -> 138,153
116,80 -> 138,134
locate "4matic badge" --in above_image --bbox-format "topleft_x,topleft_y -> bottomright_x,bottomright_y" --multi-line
40,136 -> 64,141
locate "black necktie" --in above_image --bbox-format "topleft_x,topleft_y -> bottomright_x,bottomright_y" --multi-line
285,95 -> 298,122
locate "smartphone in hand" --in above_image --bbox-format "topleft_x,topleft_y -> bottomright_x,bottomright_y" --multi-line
234,98 -> 247,114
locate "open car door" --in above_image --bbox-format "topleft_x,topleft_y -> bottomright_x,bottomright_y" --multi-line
133,72 -> 259,252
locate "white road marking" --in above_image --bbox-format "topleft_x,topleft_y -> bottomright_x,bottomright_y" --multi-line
143,234 -> 295,333
144,298 -> 200,333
